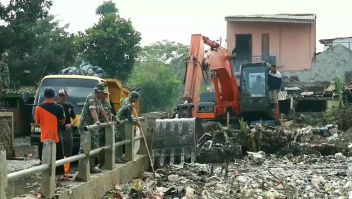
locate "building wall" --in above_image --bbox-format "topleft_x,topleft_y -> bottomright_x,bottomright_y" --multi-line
226,21 -> 316,71
282,44 -> 352,82
323,38 -> 352,51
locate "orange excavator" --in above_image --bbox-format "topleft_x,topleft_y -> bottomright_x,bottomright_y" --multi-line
151,34 -> 279,166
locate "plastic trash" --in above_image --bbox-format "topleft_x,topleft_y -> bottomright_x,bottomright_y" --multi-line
168,174 -> 179,181
60,60 -> 104,77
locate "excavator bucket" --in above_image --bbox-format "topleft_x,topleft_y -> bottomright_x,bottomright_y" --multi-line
151,117 -> 204,166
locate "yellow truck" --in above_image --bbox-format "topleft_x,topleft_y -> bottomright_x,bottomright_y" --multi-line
22,75 -> 139,155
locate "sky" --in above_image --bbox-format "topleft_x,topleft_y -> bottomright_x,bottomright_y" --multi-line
6,0 -> 352,51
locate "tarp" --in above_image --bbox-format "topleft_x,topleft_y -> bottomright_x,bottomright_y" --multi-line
60,60 -> 104,78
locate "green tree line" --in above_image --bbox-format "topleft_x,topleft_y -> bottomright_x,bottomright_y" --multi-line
0,0 -> 189,113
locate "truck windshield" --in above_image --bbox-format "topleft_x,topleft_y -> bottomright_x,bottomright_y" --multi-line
242,66 -> 266,97
35,78 -> 100,113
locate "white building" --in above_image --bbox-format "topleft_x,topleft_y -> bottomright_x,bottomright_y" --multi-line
319,37 -> 352,51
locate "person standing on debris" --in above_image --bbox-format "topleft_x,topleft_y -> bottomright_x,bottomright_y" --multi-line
57,89 -> 76,180
0,52 -> 10,109
77,83 -> 110,173
268,64 -> 282,110
34,87 -> 65,186
115,91 -> 141,163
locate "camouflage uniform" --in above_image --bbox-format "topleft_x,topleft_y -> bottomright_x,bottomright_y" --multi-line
0,52 -> 10,108
78,84 -> 107,151
77,83 -> 109,173
113,91 -> 139,163
115,92 -> 140,141
98,98 -> 112,147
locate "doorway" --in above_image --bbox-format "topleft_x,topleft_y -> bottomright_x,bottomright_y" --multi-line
262,34 -> 269,61
232,34 -> 252,72
234,34 -> 252,58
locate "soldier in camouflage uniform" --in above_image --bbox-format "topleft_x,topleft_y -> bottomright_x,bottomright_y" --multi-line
97,88 -> 112,167
77,83 -> 110,173
98,87 -> 112,147
115,91 -> 141,163
0,52 -> 10,109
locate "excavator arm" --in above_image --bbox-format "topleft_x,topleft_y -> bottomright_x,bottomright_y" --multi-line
150,34 -> 240,166
179,34 -> 240,118
151,35 -> 279,166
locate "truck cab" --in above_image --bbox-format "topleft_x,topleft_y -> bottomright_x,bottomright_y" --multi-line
22,75 -> 139,155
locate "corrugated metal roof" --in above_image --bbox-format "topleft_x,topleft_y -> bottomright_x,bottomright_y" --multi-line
225,14 -> 316,21
319,36 -> 352,44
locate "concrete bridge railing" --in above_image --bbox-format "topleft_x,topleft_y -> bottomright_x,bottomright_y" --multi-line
0,112 -> 168,199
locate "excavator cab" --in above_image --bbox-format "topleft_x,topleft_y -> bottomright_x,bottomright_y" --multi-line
239,62 -> 277,121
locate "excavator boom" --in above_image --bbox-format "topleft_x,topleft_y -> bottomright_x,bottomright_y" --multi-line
151,34 -> 240,166
180,34 -> 240,118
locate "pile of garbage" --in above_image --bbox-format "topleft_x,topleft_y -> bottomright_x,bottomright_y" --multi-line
60,60 -> 104,77
101,115 -> 352,198
194,121 -> 350,165
105,152 -> 352,199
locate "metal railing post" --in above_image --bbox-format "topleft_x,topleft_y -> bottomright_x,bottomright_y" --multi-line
102,124 -> 115,170
75,131 -> 91,182
0,144 -> 7,199
124,123 -> 134,161
137,118 -> 148,155
40,140 -> 56,198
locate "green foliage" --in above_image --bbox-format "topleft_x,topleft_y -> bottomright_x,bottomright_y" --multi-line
0,0 -> 141,87
0,0 -> 81,86
9,15 -> 78,85
78,2 -> 141,82
140,40 -> 188,81
335,75 -> 345,107
0,0 -> 53,53
127,40 -> 190,113
128,60 -> 182,114
95,1 -> 118,16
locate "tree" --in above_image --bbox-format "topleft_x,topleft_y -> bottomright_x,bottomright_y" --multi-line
0,0 -> 53,54
128,60 -> 181,113
0,0 -> 62,86
9,15 -> 78,85
140,40 -> 189,82
127,40 -> 191,113
95,1 -> 118,16
78,2 -> 141,82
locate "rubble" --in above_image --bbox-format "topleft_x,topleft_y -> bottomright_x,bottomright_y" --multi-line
103,108 -> 352,198
13,136 -> 31,147
8,137 -> 40,173
104,153 -> 352,199
7,159 -> 40,173
199,120 -> 350,159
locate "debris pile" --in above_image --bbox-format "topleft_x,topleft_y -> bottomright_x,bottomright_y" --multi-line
196,120 -> 351,163
104,106 -> 352,198
105,153 -> 352,199
60,60 -> 104,77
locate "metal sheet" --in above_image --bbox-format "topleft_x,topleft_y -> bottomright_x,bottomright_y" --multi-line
151,117 -> 204,158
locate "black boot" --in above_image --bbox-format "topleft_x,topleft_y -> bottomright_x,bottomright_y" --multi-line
115,152 -> 126,163
89,157 -> 101,173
